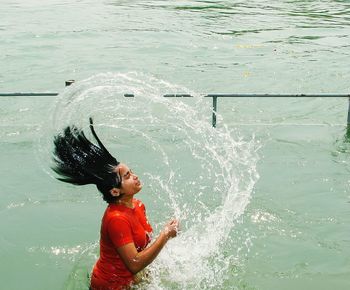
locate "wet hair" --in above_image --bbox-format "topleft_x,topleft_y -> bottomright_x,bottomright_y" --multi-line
52,118 -> 121,203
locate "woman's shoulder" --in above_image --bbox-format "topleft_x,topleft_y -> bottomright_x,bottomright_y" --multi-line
106,212 -> 131,231
105,204 -> 130,221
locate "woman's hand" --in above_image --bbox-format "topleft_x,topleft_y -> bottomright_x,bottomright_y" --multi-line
163,219 -> 180,240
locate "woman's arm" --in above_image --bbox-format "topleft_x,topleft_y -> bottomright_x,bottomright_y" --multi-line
116,219 -> 179,274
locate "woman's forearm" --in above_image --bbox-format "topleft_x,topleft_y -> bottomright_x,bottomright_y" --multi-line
117,219 -> 179,275
130,231 -> 168,273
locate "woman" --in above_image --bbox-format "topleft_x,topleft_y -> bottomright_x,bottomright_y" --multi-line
52,118 -> 179,290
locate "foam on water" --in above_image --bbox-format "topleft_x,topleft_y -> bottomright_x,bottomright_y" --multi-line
39,72 -> 260,289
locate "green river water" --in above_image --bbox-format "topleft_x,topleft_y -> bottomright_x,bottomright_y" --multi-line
0,1 -> 349,290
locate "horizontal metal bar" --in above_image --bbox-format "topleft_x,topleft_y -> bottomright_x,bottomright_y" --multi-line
0,93 -> 58,97
1,93 -> 349,98
126,94 -> 350,98
205,94 -> 350,98
163,94 -> 193,98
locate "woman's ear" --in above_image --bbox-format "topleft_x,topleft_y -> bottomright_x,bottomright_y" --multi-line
110,188 -> 121,197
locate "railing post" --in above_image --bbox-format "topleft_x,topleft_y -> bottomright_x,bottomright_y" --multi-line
212,96 -> 217,128
347,97 -> 350,126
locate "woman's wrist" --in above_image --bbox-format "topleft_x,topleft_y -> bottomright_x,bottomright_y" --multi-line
160,229 -> 170,242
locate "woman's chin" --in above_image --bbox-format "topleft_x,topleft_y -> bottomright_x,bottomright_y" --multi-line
135,185 -> 142,193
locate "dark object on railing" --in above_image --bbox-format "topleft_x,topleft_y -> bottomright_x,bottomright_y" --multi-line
0,80 -> 76,97
65,80 -> 75,87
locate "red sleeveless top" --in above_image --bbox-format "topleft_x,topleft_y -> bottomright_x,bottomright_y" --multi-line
90,199 -> 153,290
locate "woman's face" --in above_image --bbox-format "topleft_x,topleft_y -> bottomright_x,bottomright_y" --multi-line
115,163 -> 142,196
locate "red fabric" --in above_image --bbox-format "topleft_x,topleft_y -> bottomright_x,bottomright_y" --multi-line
90,198 -> 153,290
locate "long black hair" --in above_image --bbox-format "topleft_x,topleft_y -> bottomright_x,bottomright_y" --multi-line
52,118 -> 121,203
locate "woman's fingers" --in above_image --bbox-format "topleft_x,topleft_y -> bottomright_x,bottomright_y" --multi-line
164,219 -> 180,239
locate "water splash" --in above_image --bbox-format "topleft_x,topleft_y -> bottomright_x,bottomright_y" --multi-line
44,72 -> 259,289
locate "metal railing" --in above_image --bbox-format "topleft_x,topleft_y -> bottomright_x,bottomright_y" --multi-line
0,93 -> 58,97
1,80 -> 349,128
139,93 -> 350,127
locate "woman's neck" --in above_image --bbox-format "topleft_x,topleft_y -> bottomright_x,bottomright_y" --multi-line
117,195 -> 134,208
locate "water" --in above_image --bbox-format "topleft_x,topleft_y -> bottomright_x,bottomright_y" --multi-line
1,1 -> 350,290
